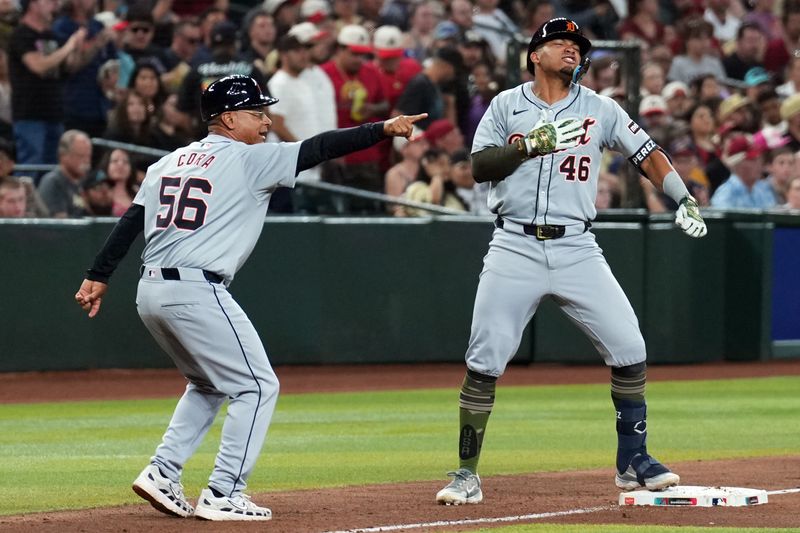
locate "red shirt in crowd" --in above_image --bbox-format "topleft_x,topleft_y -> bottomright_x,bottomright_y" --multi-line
321,60 -> 387,165
376,57 -> 422,111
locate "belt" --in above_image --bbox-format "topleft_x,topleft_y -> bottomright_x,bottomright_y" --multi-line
494,217 -> 591,240
140,266 -> 223,284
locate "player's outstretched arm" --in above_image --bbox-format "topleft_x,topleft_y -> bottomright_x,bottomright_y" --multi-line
640,150 -> 707,238
295,114 -> 428,174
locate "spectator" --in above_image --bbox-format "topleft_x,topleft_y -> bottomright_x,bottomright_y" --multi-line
379,0 -> 414,31
781,94 -> 800,151
37,130 -> 93,218
641,61 -> 665,96
472,0 -> 518,65
0,176 -> 28,218
763,146 -> 794,205
423,117 -> 465,156
432,20 -> 461,50
597,173 -> 621,210
360,0 -> 384,27
638,95 -> 673,145
192,7 -> 227,66
97,147 -> 136,217
8,0 -> 87,166
556,0 -> 619,40
300,0 -> 336,63
403,147 -> 467,216
783,175 -> 800,210
690,73 -> 722,101
703,0 -> 741,44
617,0 -> 665,49
667,18 -> 725,85
77,168 -> 113,216
394,46 -> 462,129
288,22 -> 337,135
268,32 -> 335,183
104,90 -> 153,146
331,0 -> 363,31
459,30 -> 495,74
52,0 -> 116,139
321,24 -> 389,211
662,81 -> 692,117
0,48 -> 11,139
742,66 -> 772,103
722,22 -> 766,81
522,1 -> 555,38
645,43 -> 674,81
449,0 -> 475,34
686,101 -> 719,167
373,25 -> 422,111
161,20 -> 202,93
764,6 -> 800,75
450,148 -> 489,214
121,7 -> 167,74
150,93 -> 192,151
129,60 -> 166,116
177,21 -> 269,138
717,92 -> 755,134
240,8 -> 277,71
464,61 -> 499,148
590,55 -> 621,94
403,0 -> 443,61
660,136 -> 711,210
742,0 -> 780,38
386,127 -> 429,215
777,55 -> 800,99
756,89 -> 786,134
710,134 -> 775,209
0,138 -> 48,216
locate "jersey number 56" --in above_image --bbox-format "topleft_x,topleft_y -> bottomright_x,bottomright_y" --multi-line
155,176 -> 213,231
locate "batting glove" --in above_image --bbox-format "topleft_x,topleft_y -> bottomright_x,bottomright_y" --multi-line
675,196 -> 707,238
524,118 -> 585,157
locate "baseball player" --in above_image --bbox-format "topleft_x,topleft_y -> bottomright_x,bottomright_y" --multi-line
436,18 -> 707,506
74,75 -> 425,521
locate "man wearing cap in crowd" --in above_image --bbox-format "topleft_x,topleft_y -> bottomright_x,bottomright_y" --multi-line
781,93 -> 800,151
177,20 -> 270,138
321,24 -> 390,212
710,133 -> 776,209
393,46 -> 462,129
300,0 -> 336,63
662,81 -> 692,117
723,22 -> 766,81
717,92 -> 754,134
423,118 -> 464,156
459,30 -> 492,71
638,95 -> 673,145
743,66 -> 772,103
78,169 -> 114,217
267,28 -> 335,183
239,9 -> 276,70
373,25 -> 422,111
449,0 -> 475,34
290,22 -> 336,126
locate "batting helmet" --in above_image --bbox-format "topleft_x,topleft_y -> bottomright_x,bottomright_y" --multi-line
526,18 -> 592,76
200,75 -> 278,122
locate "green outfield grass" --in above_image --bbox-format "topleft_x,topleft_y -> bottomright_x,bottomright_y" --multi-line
0,376 -> 798,519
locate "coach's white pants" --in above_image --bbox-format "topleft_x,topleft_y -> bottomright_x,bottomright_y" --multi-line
136,274 -> 279,496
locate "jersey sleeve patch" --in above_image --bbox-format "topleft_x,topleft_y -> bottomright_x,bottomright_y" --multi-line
627,120 -> 641,134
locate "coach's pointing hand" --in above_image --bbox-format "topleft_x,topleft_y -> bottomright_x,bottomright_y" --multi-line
75,279 -> 108,318
384,113 -> 428,138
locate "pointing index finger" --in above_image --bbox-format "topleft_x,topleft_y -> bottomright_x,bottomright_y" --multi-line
408,113 -> 429,123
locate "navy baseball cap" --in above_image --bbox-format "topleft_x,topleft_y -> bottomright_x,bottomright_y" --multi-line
527,18 -> 591,75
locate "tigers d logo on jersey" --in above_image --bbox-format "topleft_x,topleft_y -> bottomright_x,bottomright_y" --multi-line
507,118 -> 597,147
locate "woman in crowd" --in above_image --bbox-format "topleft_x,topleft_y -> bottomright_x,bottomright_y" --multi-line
403,148 -> 467,216
686,102 -> 719,167
98,148 -> 137,217
104,91 -> 154,147
128,60 -> 167,116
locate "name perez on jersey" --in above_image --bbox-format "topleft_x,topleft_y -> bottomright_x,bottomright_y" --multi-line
507,117 -> 598,148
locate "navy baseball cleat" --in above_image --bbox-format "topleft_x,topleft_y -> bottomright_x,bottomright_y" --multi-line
132,464 -> 194,517
436,468 -> 483,505
615,453 -> 680,491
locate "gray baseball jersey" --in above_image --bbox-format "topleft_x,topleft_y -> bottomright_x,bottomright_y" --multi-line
465,82 -> 651,376
472,83 -> 655,225
134,134 -> 300,496
134,134 -> 302,284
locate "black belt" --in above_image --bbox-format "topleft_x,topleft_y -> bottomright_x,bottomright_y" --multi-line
140,266 -> 223,284
494,217 -> 591,240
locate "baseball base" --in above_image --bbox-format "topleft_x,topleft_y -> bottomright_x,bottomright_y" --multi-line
619,486 -> 768,507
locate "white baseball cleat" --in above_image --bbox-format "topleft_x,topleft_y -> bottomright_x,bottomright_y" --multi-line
194,488 -> 272,521
436,468 -> 483,505
132,464 -> 194,517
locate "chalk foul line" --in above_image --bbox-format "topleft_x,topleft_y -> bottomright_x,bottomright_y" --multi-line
321,505 -> 614,533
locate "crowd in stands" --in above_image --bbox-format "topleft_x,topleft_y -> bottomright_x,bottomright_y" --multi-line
1,0 -> 800,219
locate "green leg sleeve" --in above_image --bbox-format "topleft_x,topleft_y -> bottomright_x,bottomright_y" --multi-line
458,369 -> 497,474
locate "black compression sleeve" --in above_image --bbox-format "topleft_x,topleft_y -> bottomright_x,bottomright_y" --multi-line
296,122 -> 387,174
471,140 -> 529,183
85,203 -> 145,283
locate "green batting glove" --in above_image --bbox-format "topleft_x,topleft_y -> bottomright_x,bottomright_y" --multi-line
523,118 -> 585,156
675,196 -> 707,238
